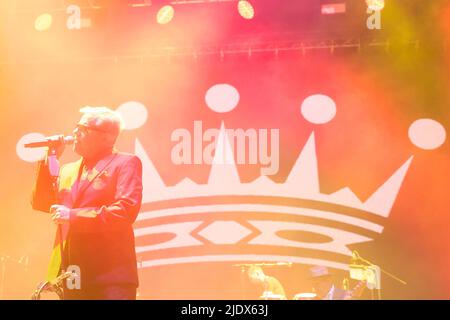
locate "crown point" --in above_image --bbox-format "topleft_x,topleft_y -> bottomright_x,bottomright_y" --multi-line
176,177 -> 198,188
135,138 -> 166,202
252,175 -> 275,186
208,122 -> 240,186
329,187 -> 363,207
286,132 -> 320,195
363,156 -> 413,217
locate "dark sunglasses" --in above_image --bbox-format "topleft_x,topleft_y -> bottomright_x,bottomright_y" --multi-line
75,124 -> 109,134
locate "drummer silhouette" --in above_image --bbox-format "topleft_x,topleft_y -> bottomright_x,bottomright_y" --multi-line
247,266 -> 286,300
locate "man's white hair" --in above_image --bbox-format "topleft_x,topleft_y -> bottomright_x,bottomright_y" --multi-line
79,106 -> 125,136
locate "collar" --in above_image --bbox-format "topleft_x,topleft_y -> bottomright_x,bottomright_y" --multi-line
82,148 -> 115,168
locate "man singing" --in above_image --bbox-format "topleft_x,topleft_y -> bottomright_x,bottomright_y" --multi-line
31,106 -> 143,300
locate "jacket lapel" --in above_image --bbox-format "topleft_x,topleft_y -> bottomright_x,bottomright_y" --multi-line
72,152 -> 117,207
69,158 -> 84,205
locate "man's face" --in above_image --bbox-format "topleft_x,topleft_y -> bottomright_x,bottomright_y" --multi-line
72,116 -> 110,158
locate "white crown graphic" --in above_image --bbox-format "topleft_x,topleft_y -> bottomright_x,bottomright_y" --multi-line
133,128 -> 408,271
16,85 -> 446,273
129,85 -> 447,272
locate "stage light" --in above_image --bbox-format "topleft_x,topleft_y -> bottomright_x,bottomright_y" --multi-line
321,3 -> 346,15
238,0 -> 255,20
34,13 -> 53,31
366,0 -> 385,11
157,5 -> 175,24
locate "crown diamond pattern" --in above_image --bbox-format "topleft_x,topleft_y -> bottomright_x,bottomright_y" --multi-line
198,221 -> 252,245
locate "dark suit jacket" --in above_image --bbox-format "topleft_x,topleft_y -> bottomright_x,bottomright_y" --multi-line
31,151 -> 143,287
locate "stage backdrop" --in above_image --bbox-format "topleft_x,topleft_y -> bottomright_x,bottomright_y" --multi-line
0,0 -> 449,299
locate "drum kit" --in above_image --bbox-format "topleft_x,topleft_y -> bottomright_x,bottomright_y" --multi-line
234,262 -> 318,300
28,252 -> 406,300
29,261 -> 337,300
243,255 -> 407,300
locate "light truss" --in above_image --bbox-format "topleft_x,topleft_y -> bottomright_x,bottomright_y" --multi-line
0,37 -> 423,65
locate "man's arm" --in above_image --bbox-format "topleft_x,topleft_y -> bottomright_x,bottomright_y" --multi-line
68,156 -> 143,232
31,158 -> 58,213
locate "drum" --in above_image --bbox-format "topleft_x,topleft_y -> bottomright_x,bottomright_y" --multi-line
293,292 -> 317,300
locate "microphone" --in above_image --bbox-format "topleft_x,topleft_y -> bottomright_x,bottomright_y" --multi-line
24,135 -> 74,148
